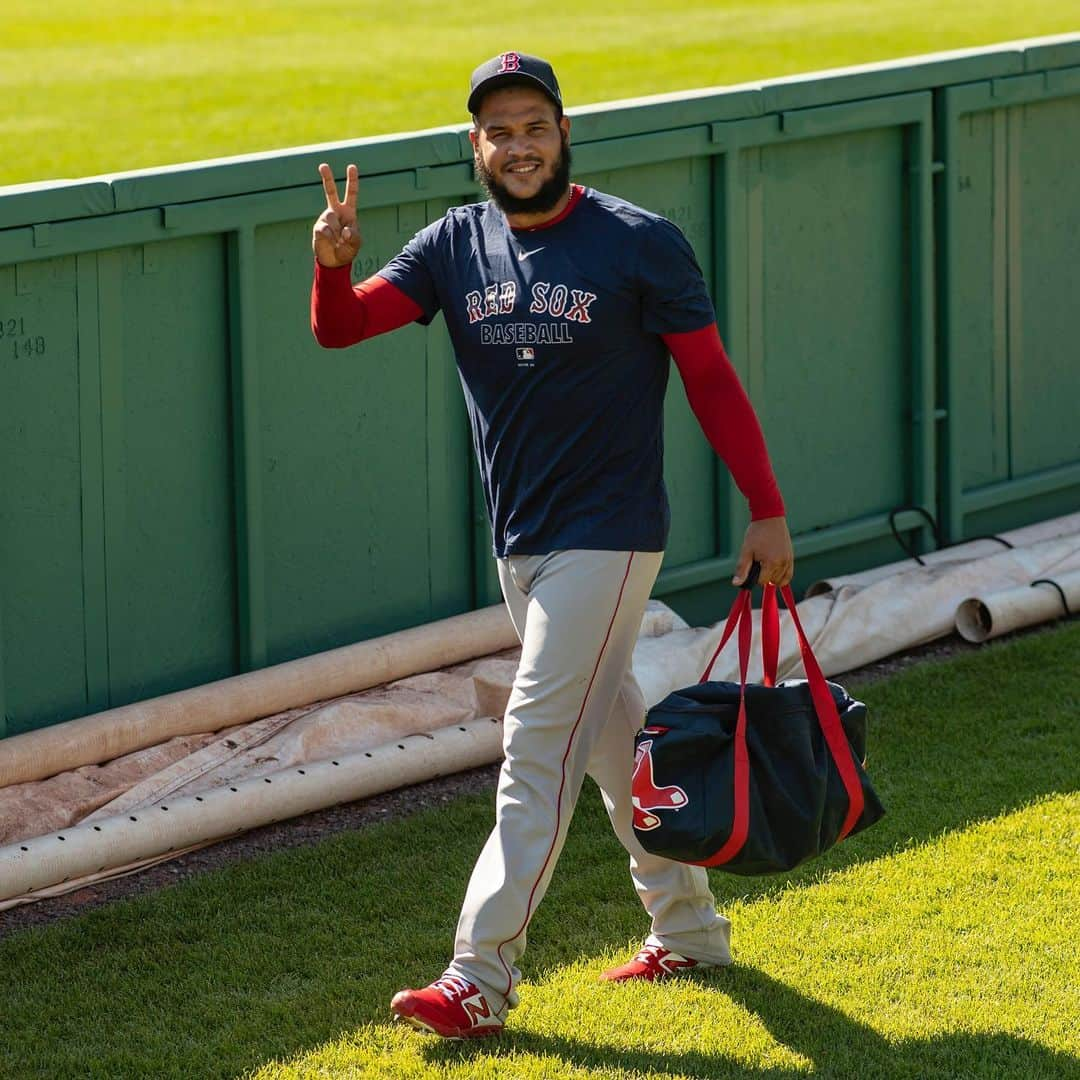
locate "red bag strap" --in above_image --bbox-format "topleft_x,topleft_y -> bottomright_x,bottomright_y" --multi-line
698,588 -> 753,865
699,588 -> 750,683
779,585 -> 865,839
761,584 -> 779,687
699,582 -> 779,687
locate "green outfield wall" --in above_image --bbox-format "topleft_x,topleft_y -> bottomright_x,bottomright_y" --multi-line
1,35 -> 1078,737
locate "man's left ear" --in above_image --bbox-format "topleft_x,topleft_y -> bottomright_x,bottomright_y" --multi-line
560,115 -> 571,141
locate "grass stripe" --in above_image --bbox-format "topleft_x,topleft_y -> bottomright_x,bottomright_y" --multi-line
1,1 -> 1078,186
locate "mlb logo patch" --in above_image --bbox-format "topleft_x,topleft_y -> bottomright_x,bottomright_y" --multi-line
516,347 -> 536,361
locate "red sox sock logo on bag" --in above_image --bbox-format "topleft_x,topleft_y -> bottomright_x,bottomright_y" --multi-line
631,729 -> 689,830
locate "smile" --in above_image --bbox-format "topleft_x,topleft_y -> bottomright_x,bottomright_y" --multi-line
506,162 -> 542,175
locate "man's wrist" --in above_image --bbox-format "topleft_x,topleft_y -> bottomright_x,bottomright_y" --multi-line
749,503 -> 786,522
314,257 -> 353,273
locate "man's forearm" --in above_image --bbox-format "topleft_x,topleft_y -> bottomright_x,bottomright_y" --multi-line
663,323 -> 786,521
310,261 -> 423,348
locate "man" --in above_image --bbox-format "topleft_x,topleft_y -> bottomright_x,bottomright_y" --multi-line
310,52 -> 794,1039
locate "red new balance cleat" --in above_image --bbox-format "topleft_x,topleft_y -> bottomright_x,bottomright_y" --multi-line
601,943 -> 704,982
390,974 -> 504,1039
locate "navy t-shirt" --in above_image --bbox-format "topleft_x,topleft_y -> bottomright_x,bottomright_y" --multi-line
377,187 -> 715,557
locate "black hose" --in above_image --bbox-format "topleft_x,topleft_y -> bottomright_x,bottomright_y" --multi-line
888,506 -> 941,565
1030,578 -> 1072,617
888,505 -> 1013,563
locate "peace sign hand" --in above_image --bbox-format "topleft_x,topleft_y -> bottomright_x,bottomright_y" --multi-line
312,162 -> 361,268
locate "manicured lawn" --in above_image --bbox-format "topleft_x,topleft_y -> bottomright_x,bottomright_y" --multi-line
0,620 -> 1077,1078
0,0 -> 1076,186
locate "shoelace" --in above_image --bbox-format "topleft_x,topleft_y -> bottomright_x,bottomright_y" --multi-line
633,944 -> 668,964
432,974 -> 475,1001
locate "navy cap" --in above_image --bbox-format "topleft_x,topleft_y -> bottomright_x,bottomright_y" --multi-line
468,52 -> 562,114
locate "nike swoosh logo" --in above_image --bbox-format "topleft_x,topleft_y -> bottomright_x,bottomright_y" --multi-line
517,247 -> 544,260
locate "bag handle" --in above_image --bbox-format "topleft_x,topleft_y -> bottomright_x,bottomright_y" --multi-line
698,588 -> 748,683
699,562 -> 779,685
695,577 -> 866,862
761,584 -> 779,687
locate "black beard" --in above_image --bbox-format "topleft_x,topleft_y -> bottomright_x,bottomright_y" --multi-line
475,136 -> 572,216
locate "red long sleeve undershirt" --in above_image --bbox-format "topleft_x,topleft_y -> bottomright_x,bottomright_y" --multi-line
662,323 -> 785,520
310,261 -> 785,521
310,261 -> 422,346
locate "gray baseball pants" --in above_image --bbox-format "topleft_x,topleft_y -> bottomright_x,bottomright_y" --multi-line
445,549 -> 732,1014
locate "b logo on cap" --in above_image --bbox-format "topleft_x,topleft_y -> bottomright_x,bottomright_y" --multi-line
499,52 -> 521,73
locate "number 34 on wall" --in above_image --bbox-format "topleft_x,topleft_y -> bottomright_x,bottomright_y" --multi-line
0,316 -> 47,359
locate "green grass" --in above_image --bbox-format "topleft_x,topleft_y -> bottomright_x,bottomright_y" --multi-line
0,621 -> 1078,1079
0,0 -> 1076,187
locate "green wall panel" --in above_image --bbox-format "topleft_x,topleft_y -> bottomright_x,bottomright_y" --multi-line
1009,95 -> 1080,476
750,128 -> 910,529
942,75 -> 1080,539
0,259 -> 89,732
947,106 -> 1007,490
98,237 -> 237,707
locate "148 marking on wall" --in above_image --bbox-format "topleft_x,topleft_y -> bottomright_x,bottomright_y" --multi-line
0,316 -> 47,359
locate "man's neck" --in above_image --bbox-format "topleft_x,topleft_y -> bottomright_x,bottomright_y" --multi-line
503,185 -> 573,231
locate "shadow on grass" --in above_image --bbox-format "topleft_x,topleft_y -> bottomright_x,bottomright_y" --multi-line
425,966 -> 1080,1079
0,624 -> 1077,1078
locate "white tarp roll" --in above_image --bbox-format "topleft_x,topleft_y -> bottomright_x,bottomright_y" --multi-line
634,532 -> 1080,698
0,602 -> 687,906
955,569 -> 1080,642
804,511 -> 1080,597
0,717 -> 504,907
0,604 -> 517,790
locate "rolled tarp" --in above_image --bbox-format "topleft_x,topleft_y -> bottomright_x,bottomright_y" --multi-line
633,531 -> 1080,696
804,511 -> 1080,597
955,569 -> 1080,643
0,716 -> 504,906
0,604 -> 517,790
0,600 -> 683,850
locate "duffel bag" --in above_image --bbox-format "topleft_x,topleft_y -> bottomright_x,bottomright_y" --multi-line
631,580 -> 885,875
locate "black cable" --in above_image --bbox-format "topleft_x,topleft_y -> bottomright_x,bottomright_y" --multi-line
888,506 -> 941,565
1031,578 -> 1071,617
888,505 -> 1013,562
964,534 -> 1014,551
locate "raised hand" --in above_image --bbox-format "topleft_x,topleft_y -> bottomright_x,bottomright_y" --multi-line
312,162 -> 361,268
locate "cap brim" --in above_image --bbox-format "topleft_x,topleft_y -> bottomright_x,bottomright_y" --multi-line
468,73 -> 561,114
